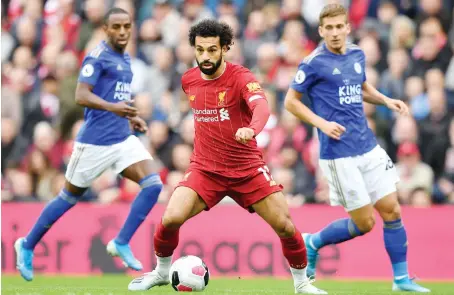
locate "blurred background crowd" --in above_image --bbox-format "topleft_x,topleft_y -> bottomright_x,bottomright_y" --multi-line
1,0 -> 453,207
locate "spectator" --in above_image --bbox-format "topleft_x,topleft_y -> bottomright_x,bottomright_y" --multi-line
395,142 -> 434,204
411,17 -> 453,77
419,88 -> 452,175
181,0 -> 214,23
405,76 -> 429,120
434,118 -> 454,202
359,35 -> 386,73
13,16 -> 41,53
388,115 -> 419,161
242,10 -> 277,68
151,0 -> 181,48
408,187 -> 433,207
379,48 -> 410,100
389,15 -> 416,52
146,45 -> 175,109
251,43 -> 280,87
77,0 -> 106,55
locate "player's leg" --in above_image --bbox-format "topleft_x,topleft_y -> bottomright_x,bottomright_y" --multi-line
128,168 -> 224,291
15,143 -> 93,281
251,192 -> 327,294
154,186 -> 206,271
230,167 -> 326,294
104,135 -> 163,270
106,159 -> 162,271
375,197 -> 429,293
118,160 -> 162,246
128,186 -> 207,291
303,158 -> 372,279
364,147 -> 430,292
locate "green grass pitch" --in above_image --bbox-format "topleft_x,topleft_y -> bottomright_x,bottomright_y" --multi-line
2,275 -> 454,295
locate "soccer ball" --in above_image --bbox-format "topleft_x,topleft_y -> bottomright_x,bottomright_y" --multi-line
169,255 -> 210,292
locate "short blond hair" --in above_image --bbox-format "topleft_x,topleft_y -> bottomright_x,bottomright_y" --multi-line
319,4 -> 348,26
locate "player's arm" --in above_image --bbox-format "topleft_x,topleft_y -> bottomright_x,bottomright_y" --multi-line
362,81 -> 409,115
285,64 -> 345,140
76,57 -> 137,117
236,78 -> 270,144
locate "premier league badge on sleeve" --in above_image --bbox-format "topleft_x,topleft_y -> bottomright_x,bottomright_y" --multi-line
295,70 -> 306,84
82,64 -> 94,77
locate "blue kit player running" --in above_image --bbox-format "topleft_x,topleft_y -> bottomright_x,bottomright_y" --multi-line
285,4 -> 430,293
15,8 -> 163,281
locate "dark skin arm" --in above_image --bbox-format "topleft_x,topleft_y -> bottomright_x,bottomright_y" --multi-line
75,83 -> 147,132
75,82 -> 138,117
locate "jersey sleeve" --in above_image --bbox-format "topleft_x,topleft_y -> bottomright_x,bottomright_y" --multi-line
78,56 -> 103,86
181,74 -> 188,94
290,62 -> 318,93
360,51 -> 367,83
238,69 -> 267,109
237,69 -> 270,136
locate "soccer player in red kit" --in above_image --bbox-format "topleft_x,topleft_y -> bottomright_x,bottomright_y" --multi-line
128,19 -> 326,294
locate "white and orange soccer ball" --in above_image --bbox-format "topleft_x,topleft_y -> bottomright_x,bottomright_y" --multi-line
169,255 -> 210,292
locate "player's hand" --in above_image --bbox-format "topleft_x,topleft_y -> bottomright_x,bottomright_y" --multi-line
319,121 -> 346,140
385,98 -> 409,116
235,127 -> 255,144
127,116 -> 148,133
108,101 -> 138,117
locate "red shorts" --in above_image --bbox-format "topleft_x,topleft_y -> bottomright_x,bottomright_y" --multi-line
176,166 -> 283,213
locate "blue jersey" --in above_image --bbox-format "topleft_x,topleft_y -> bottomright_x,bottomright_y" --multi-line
76,41 -> 133,145
290,43 -> 377,160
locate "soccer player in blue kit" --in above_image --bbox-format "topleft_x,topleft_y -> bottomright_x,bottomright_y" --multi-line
15,8 -> 162,281
285,4 -> 430,293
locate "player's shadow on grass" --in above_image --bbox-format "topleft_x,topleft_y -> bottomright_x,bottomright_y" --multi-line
89,215 -> 126,274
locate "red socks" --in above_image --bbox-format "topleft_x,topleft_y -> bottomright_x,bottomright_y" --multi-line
154,220 -> 307,269
154,221 -> 180,257
280,229 -> 307,269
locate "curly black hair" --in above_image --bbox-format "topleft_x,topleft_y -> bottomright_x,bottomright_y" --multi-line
189,19 -> 234,51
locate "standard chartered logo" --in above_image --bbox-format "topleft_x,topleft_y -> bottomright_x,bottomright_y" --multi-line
114,81 -> 132,101
220,108 -> 230,121
192,108 -> 230,122
339,84 -> 362,105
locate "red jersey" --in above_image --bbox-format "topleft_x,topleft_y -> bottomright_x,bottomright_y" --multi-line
182,62 -> 269,178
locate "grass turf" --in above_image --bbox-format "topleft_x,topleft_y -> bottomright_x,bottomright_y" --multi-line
2,275 -> 453,295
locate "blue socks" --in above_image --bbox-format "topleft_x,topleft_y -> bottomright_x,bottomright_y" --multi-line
310,217 -> 409,281
384,219 -> 409,280
23,189 -> 79,250
309,218 -> 363,249
115,174 -> 162,245
23,174 -> 162,250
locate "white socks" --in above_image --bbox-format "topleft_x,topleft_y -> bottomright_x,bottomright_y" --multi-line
291,266 -> 308,287
156,256 -> 172,278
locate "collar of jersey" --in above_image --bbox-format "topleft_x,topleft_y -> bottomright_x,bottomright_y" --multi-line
102,40 -> 125,57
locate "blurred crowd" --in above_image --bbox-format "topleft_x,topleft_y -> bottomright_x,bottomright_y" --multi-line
1,0 -> 454,207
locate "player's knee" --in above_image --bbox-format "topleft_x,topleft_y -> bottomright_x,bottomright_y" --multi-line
273,215 -> 295,238
162,208 -> 187,230
380,202 -> 401,222
356,215 -> 376,233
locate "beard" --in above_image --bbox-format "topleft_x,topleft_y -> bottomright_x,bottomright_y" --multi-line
197,57 -> 223,75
